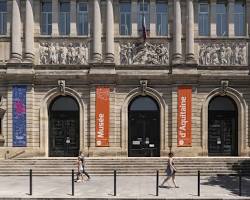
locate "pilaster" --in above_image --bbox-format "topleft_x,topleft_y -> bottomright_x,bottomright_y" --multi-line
33,0 -> 40,36
52,0 -> 59,36
6,0 -> 11,36
70,0 -> 77,36
246,0 -> 250,36
150,0 -> 156,37
131,0 -> 138,37
210,0 -> 217,37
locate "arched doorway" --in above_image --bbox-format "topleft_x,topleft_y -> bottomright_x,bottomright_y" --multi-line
128,96 -> 160,157
208,96 -> 238,156
49,96 -> 79,157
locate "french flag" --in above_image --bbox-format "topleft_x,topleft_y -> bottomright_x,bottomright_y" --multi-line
142,14 -> 147,42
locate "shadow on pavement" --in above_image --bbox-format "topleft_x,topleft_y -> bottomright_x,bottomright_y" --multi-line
201,159 -> 250,197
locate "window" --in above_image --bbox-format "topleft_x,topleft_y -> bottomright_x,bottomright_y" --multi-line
120,1 -> 131,35
156,1 -> 168,36
234,0 -> 245,36
198,2 -> 209,36
0,0 -> 7,35
137,0 -> 150,33
216,1 -> 227,36
41,0 -> 52,35
59,1 -> 70,35
77,1 -> 88,35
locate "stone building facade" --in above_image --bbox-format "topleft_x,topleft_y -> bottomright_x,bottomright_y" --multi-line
0,0 -> 249,157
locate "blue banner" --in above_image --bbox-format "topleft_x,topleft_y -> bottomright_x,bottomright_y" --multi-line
13,85 -> 27,147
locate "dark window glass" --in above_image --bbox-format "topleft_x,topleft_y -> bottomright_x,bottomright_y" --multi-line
59,1 -> 70,35
216,2 -> 227,36
198,2 -> 209,36
209,96 -> 236,111
120,1 -> 131,35
51,96 -> 79,111
41,1 -> 52,12
234,0 -> 245,36
156,1 -> 168,36
0,0 -> 7,35
0,0 -> 7,12
77,1 -> 88,35
41,1 -> 52,35
138,0 -> 150,32
129,96 -> 159,111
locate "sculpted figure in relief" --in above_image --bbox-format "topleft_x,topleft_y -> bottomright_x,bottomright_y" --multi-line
49,43 -> 57,64
39,42 -> 88,65
199,42 -> 247,66
77,43 -> 88,64
120,42 -> 169,65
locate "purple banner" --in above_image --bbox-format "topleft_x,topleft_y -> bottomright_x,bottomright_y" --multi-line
13,85 -> 27,147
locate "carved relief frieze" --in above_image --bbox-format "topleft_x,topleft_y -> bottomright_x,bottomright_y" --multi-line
199,42 -> 247,66
120,42 -> 169,65
39,42 -> 88,65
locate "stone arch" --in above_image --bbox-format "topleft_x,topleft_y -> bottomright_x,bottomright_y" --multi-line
202,87 -> 248,156
121,87 -> 167,156
40,87 -> 87,157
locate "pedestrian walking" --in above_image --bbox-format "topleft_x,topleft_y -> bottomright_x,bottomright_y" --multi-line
159,152 -> 179,188
79,151 -> 90,180
75,156 -> 84,182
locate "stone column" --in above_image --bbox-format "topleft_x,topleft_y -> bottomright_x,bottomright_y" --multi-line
172,0 -> 182,64
186,0 -> 196,63
210,0 -> 217,37
24,0 -> 34,62
105,0 -> 114,62
93,0 -> 102,62
228,0 -> 235,37
10,0 -> 22,62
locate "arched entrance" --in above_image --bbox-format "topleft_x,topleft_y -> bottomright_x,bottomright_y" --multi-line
208,96 -> 238,156
128,96 -> 160,157
49,96 -> 79,157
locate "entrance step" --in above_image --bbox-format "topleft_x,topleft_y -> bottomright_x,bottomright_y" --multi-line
0,157 -> 249,176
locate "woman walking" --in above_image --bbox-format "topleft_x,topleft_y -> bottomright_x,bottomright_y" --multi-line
160,152 -> 179,188
76,156 -> 84,182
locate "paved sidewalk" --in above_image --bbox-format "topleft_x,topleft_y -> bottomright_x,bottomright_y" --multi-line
0,175 -> 249,199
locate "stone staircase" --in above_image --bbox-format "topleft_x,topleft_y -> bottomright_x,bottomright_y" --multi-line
0,157 -> 250,176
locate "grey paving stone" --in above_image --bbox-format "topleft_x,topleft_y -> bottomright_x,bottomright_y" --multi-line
0,175 -> 249,199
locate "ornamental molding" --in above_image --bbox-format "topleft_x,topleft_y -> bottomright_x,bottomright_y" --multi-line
220,80 -> 229,96
58,80 -> 66,96
39,42 -> 88,65
140,80 -> 148,96
120,42 -> 169,65
199,42 -> 247,66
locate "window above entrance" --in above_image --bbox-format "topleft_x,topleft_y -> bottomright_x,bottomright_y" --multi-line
209,96 -> 236,111
129,96 -> 159,111
50,96 -> 79,111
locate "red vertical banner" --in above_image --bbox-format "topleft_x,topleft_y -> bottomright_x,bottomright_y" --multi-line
96,87 -> 110,147
177,87 -> 192,147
